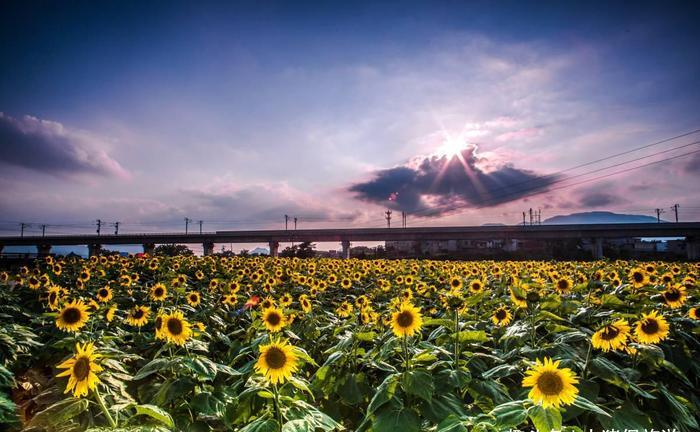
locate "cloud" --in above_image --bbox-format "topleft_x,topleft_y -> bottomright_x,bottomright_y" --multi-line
0,112 -> 128,178
685,153 -> 700,175
348,146 -> 560,216
578,191 -> 621,207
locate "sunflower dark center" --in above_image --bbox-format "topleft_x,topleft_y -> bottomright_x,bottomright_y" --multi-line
81,272 -> 89,279
557,280 -> 569,290
471,283 -> 482,291
73,357 -> 91,381
451,279 -> 460,287
155,317 -> 162,328
133,309 -> 144,319
266,312 -> 281,326
49,292 -> 57,303
62,307 -> 81,324
190,294 -> 198,302
600,326 -> 620,340
154,287 -> 164,297
641,319 -> 659,334
265,347 -> 287,369
536,372 -> 564,396
167,317 -> 183,335
495,309 -> 507,320
633,272 -> 644,283
99,288 -> 109,297
396,311 -> 414,328
664,290 -> 681,302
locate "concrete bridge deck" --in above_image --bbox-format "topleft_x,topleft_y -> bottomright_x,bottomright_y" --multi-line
1,222 -> 699,259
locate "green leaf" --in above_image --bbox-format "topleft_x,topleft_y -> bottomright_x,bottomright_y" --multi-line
339,373 -> 364,405
528,405 -> 562,432
572,396 -> 610,417
132,404 -> 175,428
456,330 -> 488,343
354,331 -> 377,341
489,400 -> 528,428
435,415 -> 468,432
132,358 -> 171,380
239,417 -> 280,432
402,369 -> 434,402
373,406 -> 420,432
29,398 -> 89,427
598,399 -> 652,431
366,373 -> 399,416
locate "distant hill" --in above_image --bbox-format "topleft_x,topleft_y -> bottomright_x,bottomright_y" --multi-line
249,247 -> 269,255
482,223 -> 506,226
543,211 -> 662,225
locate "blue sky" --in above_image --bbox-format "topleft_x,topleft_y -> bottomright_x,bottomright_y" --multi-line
1,0 -> 700,250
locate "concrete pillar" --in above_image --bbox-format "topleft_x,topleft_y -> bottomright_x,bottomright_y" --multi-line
87,244 -> 102,257
503,238 -> 518,252
37,244 -> 52,257
592,237 -> 604,259
202,242 -> 215,256
341,240 -> 351,259
268,241 -> 279,258
687,237 -> 699,260
142,243 -> 155,255
0,245 -> 4,256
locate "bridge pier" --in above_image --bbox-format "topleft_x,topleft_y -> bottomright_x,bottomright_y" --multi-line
0,245 -> 4,255
503,238 -> 518,252
269,241 -> 279,258
202,242 -> 214,256
341,240 -> 351,259
687,237 -> 700,260
37,244 -> 52,257
88,244 -> 102,257
142,243 -> 156,255
592,237 -> 604,260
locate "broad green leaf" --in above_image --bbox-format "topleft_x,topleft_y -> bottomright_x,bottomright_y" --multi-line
403,369 -> 434,402
572,395 -> 610,417
132,404 -> 175,428
456,330 -> 488,343
373,406 -> 420,432
489,400 -> 528,428
528,405 -> 562,432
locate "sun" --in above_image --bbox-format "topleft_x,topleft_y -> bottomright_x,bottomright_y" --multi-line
436,137 -> 468,158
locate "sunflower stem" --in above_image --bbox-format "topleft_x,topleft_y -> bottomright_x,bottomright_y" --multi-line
93,388 -> 117,428
582,341 -> 592,380
272,383 -> 283,431
402,335 -> 410,373
453,308 -> 460,370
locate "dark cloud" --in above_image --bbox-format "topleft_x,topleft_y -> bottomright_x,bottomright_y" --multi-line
348,147 -> 560,216
0,112 -> 127,177
685,153 -> 700,175
578,191 -> 620,207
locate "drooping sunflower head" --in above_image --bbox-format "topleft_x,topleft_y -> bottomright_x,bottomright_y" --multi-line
591,319 -> 630,352
689,307 -> 700,320
56,342 -> 103,398
491,306 -> 512,327
162,310 -> 192,345
187,291 -> 202,307
661,284 -> 686,308
126,305 -> 151,327
105,305 -> 117,322
390,302 -> 423,338
522,357 -> 579,408
149,283 -> 168,301
300,297 -> 312,313
336,301 -> 353,318
261,307 -> 286,333
56,300 -> 90,332
634,310 -> 669,344
255,339 -> 299,385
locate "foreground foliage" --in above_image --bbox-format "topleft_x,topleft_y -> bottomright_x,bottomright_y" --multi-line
0,255 -> 699,431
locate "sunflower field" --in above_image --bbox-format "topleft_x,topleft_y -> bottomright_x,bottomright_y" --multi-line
1,255 -> 699,432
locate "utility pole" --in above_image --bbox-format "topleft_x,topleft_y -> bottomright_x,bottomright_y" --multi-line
385,210 -> 392,228
20,222 -> 26,237
522,212 -> 526,226
529,208 -> 533,226
538,209 -> 542,225
198,220 -> 203,234
655,208 -> 664,223
284,214 -> 289,230
41,224 -> 46,237
294,217 -> 297,230
113,222 -> 120,235
184,217 -> 191,234
401,211 -> 407,228
96,219 -> 102,236
671,204 -> 679,223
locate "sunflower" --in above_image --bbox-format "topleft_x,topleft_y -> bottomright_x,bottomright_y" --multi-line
468,279 -> 484,294
279,293 -> 293,307
449,276 -> 463,291
126,305 -> 151,327
661,284 -> 686,308
187,291 -> 202,307
510,287 -> 528,308
491,307 -> 512,326
261,307 -> 286,333
56,342 -> 103,398
260,296 -> 275,309
391,302 -> 423,338
255,339 -> 299,385
96,286 -> 113,303
46,286 -> 63,311
149,283 -> 168,301
341,278 -> 352,289
554,277 -> 573,293
522,357 -> 579,408
105,305 -> 117,322
161,310 -> 192,345
628,267 -> 648,289
56,300 -> 91,332
689,307 -> 700,320
336,301 -> 353,318
299,296 -> 312,313
591,319 -> 631,352
634,310 -> 669,344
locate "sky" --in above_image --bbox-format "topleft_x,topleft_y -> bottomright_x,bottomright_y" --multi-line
1,0 -> 700,253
